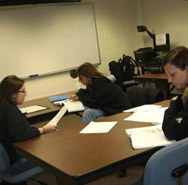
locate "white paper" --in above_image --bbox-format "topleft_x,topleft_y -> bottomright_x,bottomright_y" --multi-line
124,107 -> 168,124
54,99 -> 85,112
126,125 -> 161,138
19,105 -> 47,114
47,106 -> 67,126
124,104 -> 162,113
80,121 -> 118,134
126,125 -> 175,149
156,34 -> 166,46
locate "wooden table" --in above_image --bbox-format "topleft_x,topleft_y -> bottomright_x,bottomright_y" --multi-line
14,100 -> 170,185
19,92 -> 74,119
134,73 -> 169,99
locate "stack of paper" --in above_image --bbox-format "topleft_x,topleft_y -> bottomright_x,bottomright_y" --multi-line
124,104 -> 162,113
19,105 -> 48,114
126,125 -> 175,149
54,99 -> 85,112
124,106 -> 168,124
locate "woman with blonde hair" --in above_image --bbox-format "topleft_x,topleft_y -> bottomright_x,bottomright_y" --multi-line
70,62 -> 132,123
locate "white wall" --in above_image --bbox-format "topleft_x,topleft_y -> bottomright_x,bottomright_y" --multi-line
138,0 -> 188,49
6,0 -> 187,100
20,0 -> 140,100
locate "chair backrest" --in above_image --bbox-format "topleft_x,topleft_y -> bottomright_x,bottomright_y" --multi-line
144,137 -> 188,185
109,60 -> 124,89
0,142 -> 11,171
126,86 -> 164,107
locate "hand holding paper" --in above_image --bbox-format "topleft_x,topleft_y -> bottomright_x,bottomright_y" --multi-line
47,106 -> 67,126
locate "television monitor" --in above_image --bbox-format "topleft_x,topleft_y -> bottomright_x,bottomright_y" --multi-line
153,33 -> 170,53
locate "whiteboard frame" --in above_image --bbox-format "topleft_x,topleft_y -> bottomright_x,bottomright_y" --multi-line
0,3 -> 101,80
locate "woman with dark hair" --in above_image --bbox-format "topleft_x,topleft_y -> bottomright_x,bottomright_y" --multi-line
70,62 -> 132,123
162,46 -> 188,140
0,75 -> 57,174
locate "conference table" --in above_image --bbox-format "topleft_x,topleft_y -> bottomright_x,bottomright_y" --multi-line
14,100 -> 170,185
134,73 -> 169,99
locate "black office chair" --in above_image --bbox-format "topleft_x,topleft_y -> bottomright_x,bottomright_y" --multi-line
126,86 -> 164,107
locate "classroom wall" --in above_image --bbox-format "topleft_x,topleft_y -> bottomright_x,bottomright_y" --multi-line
138,0 -> 188,49
21,0 -> 140,100
6,0 -> 188,101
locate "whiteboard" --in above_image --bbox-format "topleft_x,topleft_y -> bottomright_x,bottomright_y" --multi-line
0,3 -> 100,80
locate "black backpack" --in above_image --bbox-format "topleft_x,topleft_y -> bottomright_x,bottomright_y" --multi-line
118,54 -> 140,81
109,54 -> 140,91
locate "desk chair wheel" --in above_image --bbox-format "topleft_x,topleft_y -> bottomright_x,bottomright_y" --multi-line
119,169 -> 126,178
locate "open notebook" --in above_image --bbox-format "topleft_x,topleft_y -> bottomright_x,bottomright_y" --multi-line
126,125 -> 175,149
53,99 -> 85,112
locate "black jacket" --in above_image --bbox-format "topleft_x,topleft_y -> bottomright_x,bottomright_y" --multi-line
162,95 -> 188,141
76,77 -> 132,115
0,103 -> 40,164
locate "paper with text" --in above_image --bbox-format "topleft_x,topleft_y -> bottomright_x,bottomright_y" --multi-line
19,105 -> 48,114
47,106 -> 67,126
156,34 -> 166,46
126,125 -> 175,149
80,121 -> 118,134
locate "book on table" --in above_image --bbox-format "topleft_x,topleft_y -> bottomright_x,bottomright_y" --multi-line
53,99 -> 85,112
125,125 -> 175,149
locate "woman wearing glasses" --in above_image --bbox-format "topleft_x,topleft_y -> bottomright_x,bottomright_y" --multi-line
0,75 -> 56,174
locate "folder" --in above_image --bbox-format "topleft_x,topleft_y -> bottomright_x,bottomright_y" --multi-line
48,94 -> 69,102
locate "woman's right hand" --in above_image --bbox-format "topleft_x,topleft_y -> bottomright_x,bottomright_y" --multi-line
39,124 -> 57,135
69,94 -> 79,102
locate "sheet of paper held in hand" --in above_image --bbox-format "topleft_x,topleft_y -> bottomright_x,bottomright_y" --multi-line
80,121 -> 118,134
47,106 -> 68,126
19,105 -> 48,114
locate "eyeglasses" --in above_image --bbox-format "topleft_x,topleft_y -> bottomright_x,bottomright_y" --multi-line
18,90 -> 27,94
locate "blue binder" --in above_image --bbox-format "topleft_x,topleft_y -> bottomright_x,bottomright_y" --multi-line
48,94 -> 69,102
